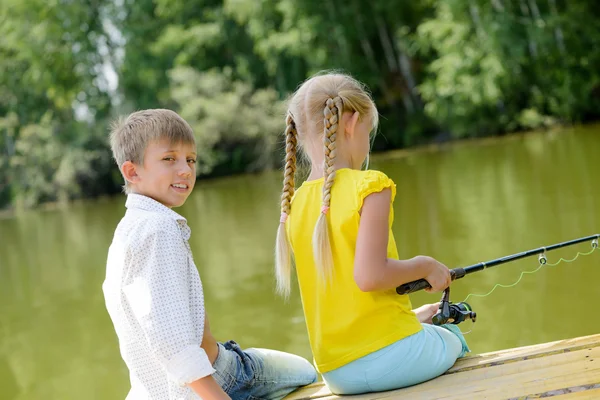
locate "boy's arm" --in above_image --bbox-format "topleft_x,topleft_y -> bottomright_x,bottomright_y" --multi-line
124,227 -> 221,394
188,375 -> 230,399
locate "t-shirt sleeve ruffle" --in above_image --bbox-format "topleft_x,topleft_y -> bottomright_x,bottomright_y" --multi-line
357,170 -> 396,210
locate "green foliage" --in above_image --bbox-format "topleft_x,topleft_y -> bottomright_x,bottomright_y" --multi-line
169,67 -> 284,175
0,0 -> 114,209
3,113 -> 107,208
1,0 -> 600,209
415,0 -> 600,137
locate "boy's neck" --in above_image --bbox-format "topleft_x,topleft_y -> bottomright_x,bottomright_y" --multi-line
129,191 -> 173,209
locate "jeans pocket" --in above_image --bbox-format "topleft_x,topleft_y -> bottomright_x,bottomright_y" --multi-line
224,341 -> 253,374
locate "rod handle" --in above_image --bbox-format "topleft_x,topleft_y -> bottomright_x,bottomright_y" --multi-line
396,268 -> 466,295
395,278 -> 430,294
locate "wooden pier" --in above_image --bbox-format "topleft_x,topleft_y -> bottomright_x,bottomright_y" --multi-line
285,334 -> 600,400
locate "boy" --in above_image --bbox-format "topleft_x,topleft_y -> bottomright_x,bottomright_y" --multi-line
102,109 -> 317,400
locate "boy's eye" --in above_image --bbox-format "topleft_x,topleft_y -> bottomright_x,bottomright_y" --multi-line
163,157 -> 175,161
187,158 -> 197,164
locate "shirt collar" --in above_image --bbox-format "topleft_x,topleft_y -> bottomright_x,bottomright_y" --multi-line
125,193 -> 187,223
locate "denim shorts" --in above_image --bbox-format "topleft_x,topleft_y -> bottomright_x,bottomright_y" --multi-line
212,340 -> 318,400
322,324 -> 469,395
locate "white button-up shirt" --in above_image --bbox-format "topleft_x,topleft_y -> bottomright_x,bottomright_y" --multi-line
103,194 -> 215,399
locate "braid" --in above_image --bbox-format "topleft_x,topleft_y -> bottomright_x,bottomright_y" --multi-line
312,97 -> 342,284
275,113 -> 298,297
322,97 -> 342,210
281,113 -> 297,217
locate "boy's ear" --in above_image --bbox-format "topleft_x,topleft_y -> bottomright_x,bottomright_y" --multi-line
344,111 -> 360,137
121,161 -> 140,184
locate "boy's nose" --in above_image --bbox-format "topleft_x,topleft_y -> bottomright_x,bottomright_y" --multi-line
178,162 -> 193,177
178,169 -> 192,178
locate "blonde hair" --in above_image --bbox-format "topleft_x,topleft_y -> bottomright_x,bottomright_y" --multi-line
109,109 -> 196,193
275,72 -> 379,296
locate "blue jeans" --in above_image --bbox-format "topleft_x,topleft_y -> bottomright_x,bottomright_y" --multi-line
212,341 -> 318,400
322,324 -> 469,395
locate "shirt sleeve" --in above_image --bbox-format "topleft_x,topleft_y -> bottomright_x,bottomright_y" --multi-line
357,170 -> 397,211
123,226 -> 215,386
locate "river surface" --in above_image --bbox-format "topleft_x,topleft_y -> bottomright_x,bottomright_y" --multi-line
1,125 -> 598,399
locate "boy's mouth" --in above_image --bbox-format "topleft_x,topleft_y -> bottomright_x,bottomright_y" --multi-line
171,183 -> 189,192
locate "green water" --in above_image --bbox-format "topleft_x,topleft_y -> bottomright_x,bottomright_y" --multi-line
1,125 -> 599,399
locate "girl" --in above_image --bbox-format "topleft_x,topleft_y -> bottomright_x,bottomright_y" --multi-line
274,72 -> 469,395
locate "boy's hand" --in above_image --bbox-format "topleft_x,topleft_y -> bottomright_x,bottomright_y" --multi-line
188,375 -> 231,400
421,256 -> 451,293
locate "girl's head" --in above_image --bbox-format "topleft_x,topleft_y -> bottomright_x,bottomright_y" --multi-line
275,72 -> 378,297
288,72 -> 379,170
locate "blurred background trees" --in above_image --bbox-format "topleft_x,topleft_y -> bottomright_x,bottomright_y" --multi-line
1,0 -> 599,209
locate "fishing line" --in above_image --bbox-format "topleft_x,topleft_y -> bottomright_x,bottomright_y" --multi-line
459,243 -> 597,334
462,244 -> 598,303
396,235 -> 599,329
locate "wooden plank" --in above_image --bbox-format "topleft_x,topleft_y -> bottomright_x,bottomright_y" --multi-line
313,346 -> 600,399
285,334 -> 600,400
312,387 -> 600,400
448,333 -> 600,374
286,383 -> 330,400
550,387 -> 600,399
507,384 -> 600,399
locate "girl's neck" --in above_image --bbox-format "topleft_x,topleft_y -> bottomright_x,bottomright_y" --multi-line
307,159 -> 354,181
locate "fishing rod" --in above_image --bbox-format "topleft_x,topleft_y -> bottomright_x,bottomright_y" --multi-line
396,234 -> 599,326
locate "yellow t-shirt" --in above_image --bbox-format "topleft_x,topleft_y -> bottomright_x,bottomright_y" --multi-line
288,168 -> 422,373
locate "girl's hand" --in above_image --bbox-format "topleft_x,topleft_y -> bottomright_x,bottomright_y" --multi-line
420,256 -> 451,293
413,302 -> 440,324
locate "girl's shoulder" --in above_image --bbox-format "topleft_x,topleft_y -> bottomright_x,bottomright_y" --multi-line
349,169 -> 397,202
339,168 -> 393,181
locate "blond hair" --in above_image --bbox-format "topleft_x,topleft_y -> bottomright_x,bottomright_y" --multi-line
275,72 -> 379,297
109,109 -> 196,193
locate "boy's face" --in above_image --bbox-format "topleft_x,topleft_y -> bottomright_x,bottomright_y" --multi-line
127,139 -> 197,208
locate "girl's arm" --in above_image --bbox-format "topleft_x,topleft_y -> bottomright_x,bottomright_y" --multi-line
354,188 -> 451,292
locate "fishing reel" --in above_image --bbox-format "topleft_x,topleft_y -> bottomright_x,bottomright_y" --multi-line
432,287 -> 477,326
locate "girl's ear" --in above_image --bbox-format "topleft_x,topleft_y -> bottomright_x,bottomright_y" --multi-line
344,111 -> 360,138
121,161 -> 140,184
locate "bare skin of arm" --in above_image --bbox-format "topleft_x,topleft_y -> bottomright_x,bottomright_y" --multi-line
413,302 -> 441,324
187,315 -> 231,399
354,189 -> 451,293
201,316 -> 219,365
188,375 -> 230,400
